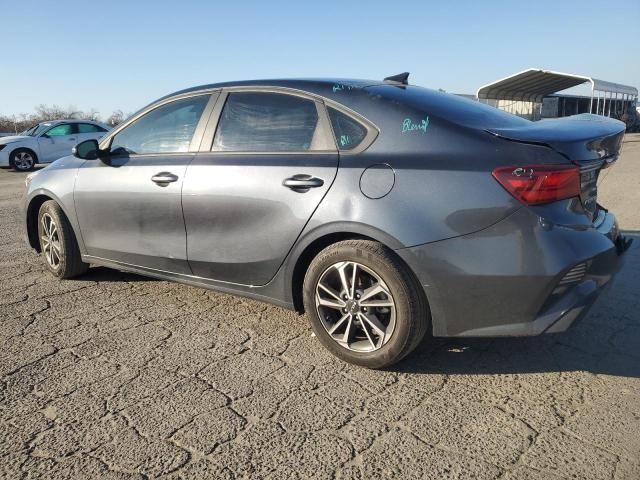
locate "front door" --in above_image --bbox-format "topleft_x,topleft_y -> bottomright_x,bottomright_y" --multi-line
183,90 -> 339,286
38,123 -> 77,162
74,93 -> 213,274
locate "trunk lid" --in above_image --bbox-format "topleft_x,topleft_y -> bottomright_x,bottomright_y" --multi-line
486,114 -> 625,161
487,114 -> 626,219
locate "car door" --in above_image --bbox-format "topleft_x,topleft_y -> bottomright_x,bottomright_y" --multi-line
74,92 -> 216,274
38,123 -> 77,162
182,89 -> 339,286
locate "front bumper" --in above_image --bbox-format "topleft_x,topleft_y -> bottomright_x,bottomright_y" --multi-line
0,147 -> 10,167
397,207 -> 630,337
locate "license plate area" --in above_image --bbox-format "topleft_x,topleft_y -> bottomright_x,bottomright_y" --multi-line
579,160 -> 602,218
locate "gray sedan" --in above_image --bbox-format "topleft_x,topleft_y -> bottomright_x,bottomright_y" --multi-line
21,74 -> 630,368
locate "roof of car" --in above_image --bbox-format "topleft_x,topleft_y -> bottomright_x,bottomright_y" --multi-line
39,119 -> 104,124
160,78 -> 386,101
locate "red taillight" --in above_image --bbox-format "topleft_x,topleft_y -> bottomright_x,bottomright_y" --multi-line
492,165 -> 580,205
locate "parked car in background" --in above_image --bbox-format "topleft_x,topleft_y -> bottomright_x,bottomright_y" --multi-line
21,75 -> 630,368
0,120 -> 110,171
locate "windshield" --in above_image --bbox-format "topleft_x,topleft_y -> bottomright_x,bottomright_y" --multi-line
21,123 -> 53,137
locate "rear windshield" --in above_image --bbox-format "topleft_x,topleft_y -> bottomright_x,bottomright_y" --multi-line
367,85 -> 531,129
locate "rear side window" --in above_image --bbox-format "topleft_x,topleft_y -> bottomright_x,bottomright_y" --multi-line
213,92 -> 319,151
77,123 -> 107,133
110,95 -> 209,155
327,107 -> 368,150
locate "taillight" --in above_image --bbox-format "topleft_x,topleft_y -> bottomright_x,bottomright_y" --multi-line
492,165 -> 580,205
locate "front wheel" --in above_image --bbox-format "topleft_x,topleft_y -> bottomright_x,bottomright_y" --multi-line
303,240 -> 430,369
10,149 -> 37,171
37,200 -> 89,279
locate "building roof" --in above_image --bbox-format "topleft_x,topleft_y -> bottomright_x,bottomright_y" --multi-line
477,69 -> 638,102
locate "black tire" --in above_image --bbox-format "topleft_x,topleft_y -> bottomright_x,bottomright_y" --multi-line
10,148 -> 37,171
303,240 -> 430,369
37,200 -> 89,279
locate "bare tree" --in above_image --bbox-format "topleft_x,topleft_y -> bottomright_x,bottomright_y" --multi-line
0,113 -> 34,134
34,104 -> 86,121
106,109 -> 125,126
82,108 -> 101,121
1,104 -> 130,134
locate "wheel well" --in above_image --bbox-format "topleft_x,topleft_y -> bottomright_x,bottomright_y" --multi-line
291,232 -> 375,313
26,195 -> 53,252
10,147 -> 38,163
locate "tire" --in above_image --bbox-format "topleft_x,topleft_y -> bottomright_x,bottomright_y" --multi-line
37,200 -> 89,279
303,240 -> 430,369
10,148 -> 37,171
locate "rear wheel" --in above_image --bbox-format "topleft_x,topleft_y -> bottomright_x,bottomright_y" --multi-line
10,149 -> 37,171
37,200 -> 89,279
303,240 -> 429,369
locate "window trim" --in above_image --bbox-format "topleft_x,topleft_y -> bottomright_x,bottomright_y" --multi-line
200,87 -> 337,155
97,85 -> 379,157
99,90 -> 219,156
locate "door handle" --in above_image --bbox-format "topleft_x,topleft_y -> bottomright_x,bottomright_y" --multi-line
151,172 -> 179,185
68,137 -> 76,141
282,174 -> 324,192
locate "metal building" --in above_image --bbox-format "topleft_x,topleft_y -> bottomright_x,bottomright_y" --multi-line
476,68 -> 638,123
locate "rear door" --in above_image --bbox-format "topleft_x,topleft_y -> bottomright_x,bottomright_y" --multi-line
74,93 -> 215,273
76,122 -> 109,143
182,89 -> 338,285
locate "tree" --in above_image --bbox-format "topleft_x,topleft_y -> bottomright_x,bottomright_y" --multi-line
34,104 -> 79,121
1,105 -> 128,134
106,109 -> 125,127
82,108 -> 100,121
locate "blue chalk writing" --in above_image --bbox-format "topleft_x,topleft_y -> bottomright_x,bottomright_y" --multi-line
402,116 -> 429,134
332,83 -> 357,93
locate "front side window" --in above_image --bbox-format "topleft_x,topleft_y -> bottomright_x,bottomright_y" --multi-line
110,95 -> 209,155
78,123 -> 107,133
26,123 -> 52,136
327,107 -> 368,150
44,124 -> 73,137
213,92 -> 320,151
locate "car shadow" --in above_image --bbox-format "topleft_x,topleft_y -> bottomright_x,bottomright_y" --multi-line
4,165 -> 47,173
395,231 -> 640,378
76,266 -> 159,283
64,232 -> 640,379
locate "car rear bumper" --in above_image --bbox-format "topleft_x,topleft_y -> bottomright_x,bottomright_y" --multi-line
396,207 -> 630,337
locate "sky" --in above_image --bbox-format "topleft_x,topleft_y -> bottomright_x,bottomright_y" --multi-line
1,0 -> 639,118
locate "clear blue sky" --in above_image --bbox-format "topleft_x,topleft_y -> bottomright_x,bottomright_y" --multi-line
2,0 -> 638,117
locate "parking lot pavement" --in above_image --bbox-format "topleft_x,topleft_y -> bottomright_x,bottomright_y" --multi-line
1,138 -> 639,480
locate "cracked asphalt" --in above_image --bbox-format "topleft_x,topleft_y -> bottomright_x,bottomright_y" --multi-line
2,136 -> 640,479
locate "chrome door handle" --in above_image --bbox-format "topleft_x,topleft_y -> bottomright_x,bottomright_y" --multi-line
282,174 -> 324,192
151,172 -> 179,185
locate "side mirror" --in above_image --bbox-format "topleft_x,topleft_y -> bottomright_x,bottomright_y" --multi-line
73,139 -> 100,160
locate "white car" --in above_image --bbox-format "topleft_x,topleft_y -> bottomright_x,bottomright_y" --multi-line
0,120 -> 110,171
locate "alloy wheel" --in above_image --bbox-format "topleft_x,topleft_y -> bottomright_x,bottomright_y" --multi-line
14,151 -> 34,171
315,261 -> 396,352
41,213 -> 62,270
